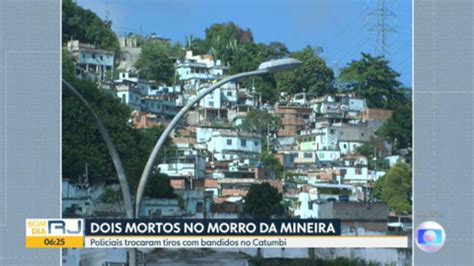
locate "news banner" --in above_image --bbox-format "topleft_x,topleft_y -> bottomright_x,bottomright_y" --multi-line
25,218 -> 408,249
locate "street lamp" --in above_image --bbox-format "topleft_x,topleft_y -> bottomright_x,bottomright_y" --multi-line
134,58 -> 302,217
62,80 -> 137,266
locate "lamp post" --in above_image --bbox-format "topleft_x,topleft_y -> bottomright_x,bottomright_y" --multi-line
134,58 -> 302,218
62,80 -> 137,266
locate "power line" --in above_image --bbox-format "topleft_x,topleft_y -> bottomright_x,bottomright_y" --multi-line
368,0 -> 396,57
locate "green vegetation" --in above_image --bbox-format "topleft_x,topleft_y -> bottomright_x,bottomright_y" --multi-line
181,23 -> 333,103
373,163 -> 412,214
241,109 -> 281,137
275,46 -> 335,96
355,142 -> 375,158
145,172 -> 176,198
377,105 -> 412,150
99,189 -> 123,204
259,152 -> 285,180
62,46 -> 174,195
135,41 -> 185,84
244,183 -> 283,219
339,53 -> 408,109
62,0 -> 119,52
62,1 -> 412,209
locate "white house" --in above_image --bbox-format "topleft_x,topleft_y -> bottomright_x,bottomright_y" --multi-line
199,86 -> 222,109
294,191 -> 319,219
176,50 -> 228,89
221,82 -> 239,104
158,143 -> 206,179
315,150 -> 341,162
336,166 -> 384,185
179,189 -> 213,218
62,179 -> 94,217
336,126 -> 374,155
342,97 -> 367,117
115,80 -> 142,110
117,70 -> 138,82
299,127 -> 338,151
67,40 -> 115,82
196,127 -> 262,162
143,95 -> 179,117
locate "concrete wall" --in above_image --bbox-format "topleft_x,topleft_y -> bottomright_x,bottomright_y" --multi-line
215,247 -> 411,265
318,202 -> 389,221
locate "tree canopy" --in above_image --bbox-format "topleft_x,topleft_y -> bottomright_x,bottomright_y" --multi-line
373,163 -> 412,214
275,46 -> 335,96
339,53 -> 408,109
244,183 -> 283,219
135,41 -> 185,84
145,172 -> 176,198
241,109 -> 281,136
62,51 -> 173,194
62,0 -> 119,52
377,104 -> 412,150
259,152 -> 285,180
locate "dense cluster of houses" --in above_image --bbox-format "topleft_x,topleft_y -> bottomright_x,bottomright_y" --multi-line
63,36 -> 409,232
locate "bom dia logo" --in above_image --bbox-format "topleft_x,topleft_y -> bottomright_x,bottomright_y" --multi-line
415,221 -> 446,253
26,219 -> 83,236
25,219 -> 84,248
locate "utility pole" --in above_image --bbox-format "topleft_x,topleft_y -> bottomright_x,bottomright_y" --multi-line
104,0 -> 112,29
369,0 -> 396,57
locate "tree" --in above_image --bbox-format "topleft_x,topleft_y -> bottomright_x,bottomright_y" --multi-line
135,42 -> 177,84
205,22 -> 253,45
260,42 -> 290,60
373,163 -> 412,214
275,46 -> 335,96
355,142 -> 375,158
377,105 -> 412,150
244,183 -> 283,219
62,0 -> 175,199
99,189 -> 123,204
145,172 -> 176,198
241,109 -> 281,136
62,0 -> 119,52
63,52 -> 173,193
259,152 -> 285,180
339,53 -> 408,109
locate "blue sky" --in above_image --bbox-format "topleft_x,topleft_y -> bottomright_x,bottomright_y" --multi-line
76,0 -> 412,86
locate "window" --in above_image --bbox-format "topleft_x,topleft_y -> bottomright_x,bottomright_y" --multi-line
99,55 -> 103,60
208,101 -> 214,107
227,91 -> 233,96
254,141 -> 259,146
355,167 -> 362,175
241,139 -> 247,147
343,144 -> 347,149
227,139 -> 232,145
92,54 -> 96,59
304,152 -> 312,159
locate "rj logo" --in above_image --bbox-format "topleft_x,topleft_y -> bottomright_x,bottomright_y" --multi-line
48,220 -> 82,235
